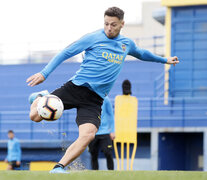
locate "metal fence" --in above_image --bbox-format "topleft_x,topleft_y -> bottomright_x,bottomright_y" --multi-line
0,110 -> 78,141
135,35 -> 165,56
137,97 -> 207,128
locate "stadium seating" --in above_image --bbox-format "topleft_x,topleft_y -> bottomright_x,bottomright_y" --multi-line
0,61 -> 163,141
0,61 -> 207,141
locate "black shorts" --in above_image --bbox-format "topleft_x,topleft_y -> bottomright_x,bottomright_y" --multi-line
8,161 -> 20,169
51,81 -> 103,129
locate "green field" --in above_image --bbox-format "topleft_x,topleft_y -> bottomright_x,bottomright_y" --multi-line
1,170 -> 207,180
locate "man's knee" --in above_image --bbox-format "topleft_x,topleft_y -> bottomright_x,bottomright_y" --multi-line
79,123 -> 97,145
80,131 -> 95,143
30,98 -> 42,122
30,112 -> 42,122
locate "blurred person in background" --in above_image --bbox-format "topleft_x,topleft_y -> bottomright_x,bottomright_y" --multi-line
89,96 -> 115,170
4,130 -> 21,170
122,79 -> 132,95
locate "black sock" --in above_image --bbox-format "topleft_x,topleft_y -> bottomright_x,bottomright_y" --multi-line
53,163 -> 65,169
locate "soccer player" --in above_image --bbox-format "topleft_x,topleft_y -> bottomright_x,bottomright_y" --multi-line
26,7 -> 179,173
89,96 -> 115,170
4,130 -> 21,170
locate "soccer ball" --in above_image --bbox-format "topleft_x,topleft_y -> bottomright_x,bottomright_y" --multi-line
37,95 -> 64,121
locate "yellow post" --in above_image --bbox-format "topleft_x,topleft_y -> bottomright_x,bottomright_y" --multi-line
121,142 -> 124,170
113,95 -> 138,170
130,142 -> 137,170
113,140 -> 120,170
126,142 -> 130,170
164,7 -> 172,105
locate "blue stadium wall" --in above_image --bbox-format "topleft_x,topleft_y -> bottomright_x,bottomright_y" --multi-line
0,61 -> 163,111
162,1 -> 207,98
170,5 -> 207,97
160,0 -> 207,171
0,61 -> 164,141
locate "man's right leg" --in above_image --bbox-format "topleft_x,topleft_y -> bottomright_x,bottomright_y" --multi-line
48,81 -> 103,173
58,123 -> 97,166
50,123 -> 97,173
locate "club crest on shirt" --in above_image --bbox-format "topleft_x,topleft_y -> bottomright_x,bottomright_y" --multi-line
122,44 -> 126,52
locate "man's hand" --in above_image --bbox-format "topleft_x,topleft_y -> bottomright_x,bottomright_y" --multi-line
26,73 -> 45,87
110,132 -> 115,140
166,56 -> 179,66
16,161 -> 21,166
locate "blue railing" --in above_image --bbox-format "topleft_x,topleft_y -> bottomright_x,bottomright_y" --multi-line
0,110 -> 78,141
154,71 -> 165,97
0,97 -> 207,141
135,35 -> 164,56
154,68 -> 170,98
138,97 -> 207,127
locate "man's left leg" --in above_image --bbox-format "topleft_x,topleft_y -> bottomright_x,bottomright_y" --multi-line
50,123 -> 97,173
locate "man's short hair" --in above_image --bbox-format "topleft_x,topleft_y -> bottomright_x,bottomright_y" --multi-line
8,130 -> 14,134
104,7 -> 124,20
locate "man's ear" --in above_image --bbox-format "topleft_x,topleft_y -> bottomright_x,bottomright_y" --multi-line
121,20 -> 125,28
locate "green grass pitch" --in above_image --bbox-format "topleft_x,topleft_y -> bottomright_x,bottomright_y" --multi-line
0,170 -> 207,180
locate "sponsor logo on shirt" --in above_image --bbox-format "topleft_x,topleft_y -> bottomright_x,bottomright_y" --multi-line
102,52 -> 123,64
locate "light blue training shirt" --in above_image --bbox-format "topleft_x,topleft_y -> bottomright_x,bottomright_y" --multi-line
40,29 -> 167,98
97,96 -> 114,135
6,138 -> 21,162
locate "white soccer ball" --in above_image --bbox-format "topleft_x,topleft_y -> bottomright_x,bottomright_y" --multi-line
37,95 -> 64,121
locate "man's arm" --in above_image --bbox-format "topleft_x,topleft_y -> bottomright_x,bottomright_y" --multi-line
26,33 -> 95,87
128,40 -> 179,66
